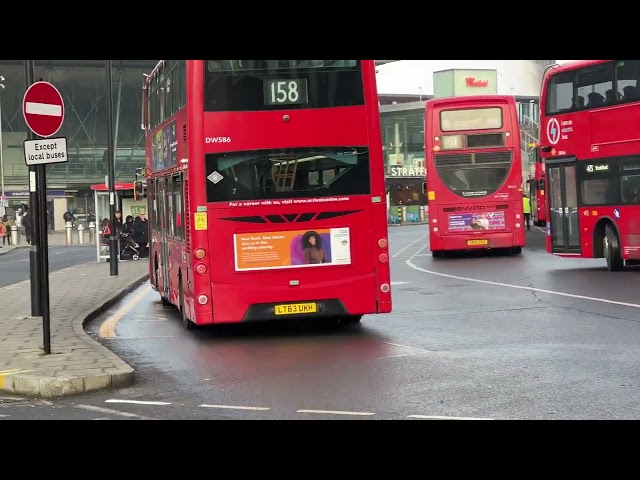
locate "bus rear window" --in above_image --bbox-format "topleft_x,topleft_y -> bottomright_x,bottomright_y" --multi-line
440,107 -> 503,132
204,60 -> 364,112
205,146 -> 371,203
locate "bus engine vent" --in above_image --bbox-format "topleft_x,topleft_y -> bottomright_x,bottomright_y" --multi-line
474,151 -> 512,165
435,153 -> 472,167
220,210 -> 361,224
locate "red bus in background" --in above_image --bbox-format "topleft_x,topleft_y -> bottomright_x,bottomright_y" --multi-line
424,95 -> 526,257
527,145 -> 547,226
539,60 -> 640,271
142,60 -> 391,330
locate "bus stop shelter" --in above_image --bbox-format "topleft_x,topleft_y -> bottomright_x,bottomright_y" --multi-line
91,182 -> 137,263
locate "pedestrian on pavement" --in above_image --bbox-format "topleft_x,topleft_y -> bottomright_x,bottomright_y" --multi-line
522,193 -> 531,231
1,215 -> 12,247
133,212 -> 149,258
22,207 -> 32,244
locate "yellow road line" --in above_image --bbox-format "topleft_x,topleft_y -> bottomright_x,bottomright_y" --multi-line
99,285 -> 152,339
0,369 -> 33,389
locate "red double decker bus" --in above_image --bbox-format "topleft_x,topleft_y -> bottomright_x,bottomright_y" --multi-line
424,95 -> 526,257
540,60 -> 640,271
142,60 -> 391,329
527,145 -> 547,226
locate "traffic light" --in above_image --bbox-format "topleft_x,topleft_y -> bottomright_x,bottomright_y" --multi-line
134,181 -> 146,201
134,168 -> 146,201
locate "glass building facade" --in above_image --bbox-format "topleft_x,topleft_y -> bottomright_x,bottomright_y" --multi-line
0,60 -> 157,226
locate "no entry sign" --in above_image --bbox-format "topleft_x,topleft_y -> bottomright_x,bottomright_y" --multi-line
23,81 -> 65,138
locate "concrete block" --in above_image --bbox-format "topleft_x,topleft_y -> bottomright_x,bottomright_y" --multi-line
84,374 -> 112,392
13,375 -> 41,396
38,376 -> 84,398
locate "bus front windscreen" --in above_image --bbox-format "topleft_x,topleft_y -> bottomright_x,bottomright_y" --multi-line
205,146 -> 371,203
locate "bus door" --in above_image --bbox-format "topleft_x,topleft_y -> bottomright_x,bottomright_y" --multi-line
157,177 -> 170,298
547,159 -> 581,254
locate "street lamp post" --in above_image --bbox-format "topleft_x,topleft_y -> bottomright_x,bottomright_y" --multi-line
0,75 -> 6,217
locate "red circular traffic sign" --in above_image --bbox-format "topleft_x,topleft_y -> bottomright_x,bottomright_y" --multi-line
22,81 -> 65,138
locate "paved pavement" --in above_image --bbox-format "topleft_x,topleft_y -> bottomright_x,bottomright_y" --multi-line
0,260 -> 148,398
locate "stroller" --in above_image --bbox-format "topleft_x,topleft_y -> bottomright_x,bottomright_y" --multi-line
119,232 -> 141,261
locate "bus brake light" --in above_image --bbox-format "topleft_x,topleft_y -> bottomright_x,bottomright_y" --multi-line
195,248 -> 206,259
380,283 -> 390,293
379,253 -> 388,263
378,238 -> 388,248
195,263 -> 207,275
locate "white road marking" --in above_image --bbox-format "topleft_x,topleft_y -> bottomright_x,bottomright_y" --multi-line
199,404 -> 270,411
102,335 -> 178,339
405,256 -> 640,309
75,404 -> 152,419
390,281 -> 410,286
408,414 -> 493,420
391,234 -> 428,258
25,101 -> 62,117
297,409 -> 375,416
105,399 -> 171,406
0,414 -> 9,418
534,226 -> 546,233
380,342 -> 431,353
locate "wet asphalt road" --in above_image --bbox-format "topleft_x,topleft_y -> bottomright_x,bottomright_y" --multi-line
0,246 -> 96,288
3,225 -> 640,420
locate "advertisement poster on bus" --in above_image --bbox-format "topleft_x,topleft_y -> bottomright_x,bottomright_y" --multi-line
234,227 -> 352,271
448,211 -> 506,232
152,120 -> 178,171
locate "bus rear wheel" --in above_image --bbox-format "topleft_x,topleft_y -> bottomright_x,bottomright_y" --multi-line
511,246 -> 522,255
179,277 -> 196,330
603,225 -> 624,271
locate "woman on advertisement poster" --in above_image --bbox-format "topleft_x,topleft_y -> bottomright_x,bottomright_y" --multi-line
301,231 -> 327,264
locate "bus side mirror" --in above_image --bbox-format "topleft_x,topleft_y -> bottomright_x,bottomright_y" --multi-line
422,182 -> 426,194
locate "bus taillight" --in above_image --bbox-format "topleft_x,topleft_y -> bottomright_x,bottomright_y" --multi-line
378,238 -> 388,248
195,248 -> 206,259
195,263 -> 207,275
380,283 -> 390,293
379,253 -> 388,263
197,294 -> 209,305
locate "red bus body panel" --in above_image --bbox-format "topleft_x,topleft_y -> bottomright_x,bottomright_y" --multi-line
425,95 -> 526,253
144,60 -> 391,325
528,151 -> 547,226
539,60 -> 640,261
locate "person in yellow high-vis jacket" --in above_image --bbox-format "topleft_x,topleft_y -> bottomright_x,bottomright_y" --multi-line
522,194 -> 531,231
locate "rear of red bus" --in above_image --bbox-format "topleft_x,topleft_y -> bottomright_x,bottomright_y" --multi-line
539,59 -> 640,270
424,95 -> 526,257
528,146 -> 547,226
185,60 -> 391,326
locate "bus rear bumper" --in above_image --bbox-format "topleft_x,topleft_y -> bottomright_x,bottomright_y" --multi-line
433,232 -> 522,252
208,273 -> 380,323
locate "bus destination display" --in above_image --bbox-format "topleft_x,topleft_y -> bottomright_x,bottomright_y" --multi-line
264,79 -> 309,106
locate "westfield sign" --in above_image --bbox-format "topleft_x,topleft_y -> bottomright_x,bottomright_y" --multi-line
465,77 -> 489,87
